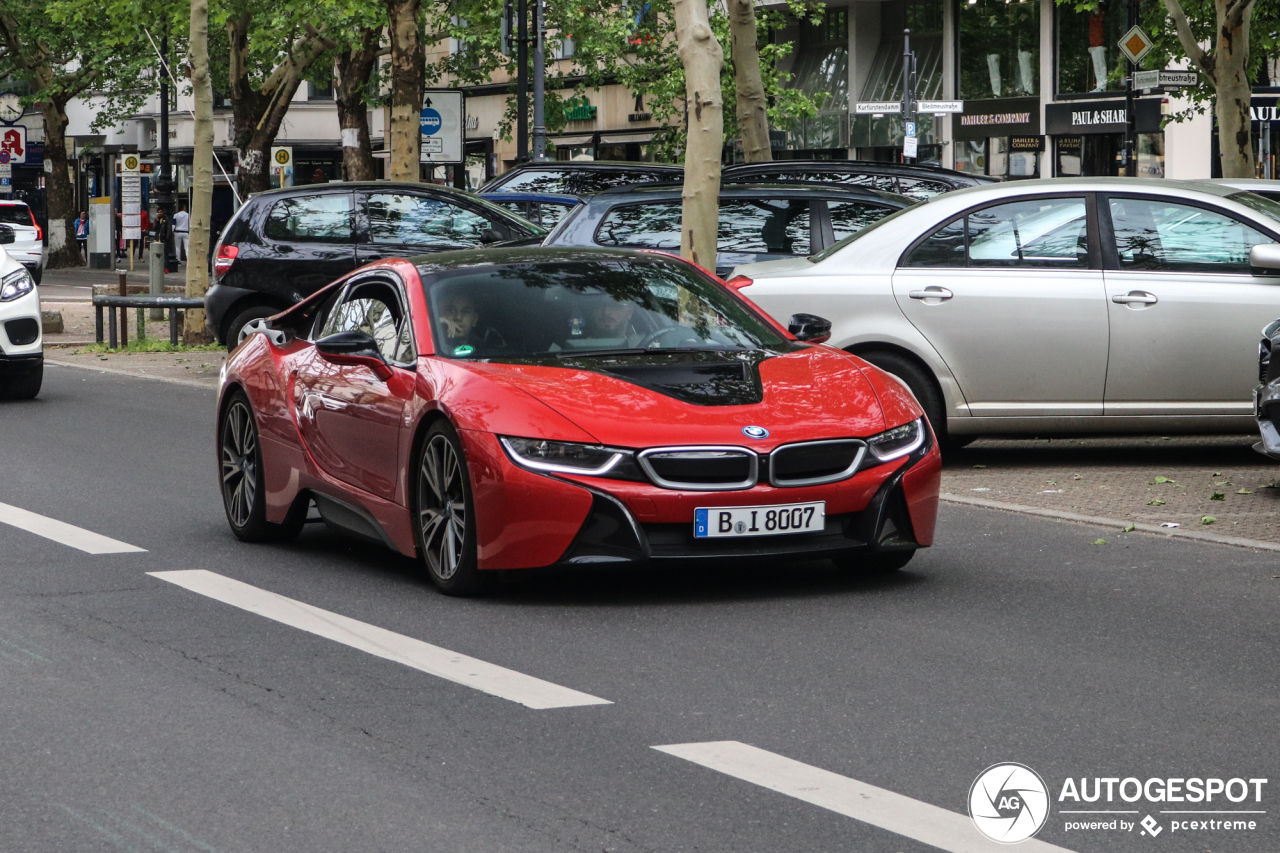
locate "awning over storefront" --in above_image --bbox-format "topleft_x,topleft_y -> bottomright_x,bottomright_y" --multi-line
549,135 -> 594,147
600,132 -> 655,144
1045,98 -> 1162,135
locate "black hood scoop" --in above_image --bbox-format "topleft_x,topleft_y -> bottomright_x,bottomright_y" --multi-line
559,350 -> 769,406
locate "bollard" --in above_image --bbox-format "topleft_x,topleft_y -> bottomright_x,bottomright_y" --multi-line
117,269 -> 128,349
148,242 -> 164,321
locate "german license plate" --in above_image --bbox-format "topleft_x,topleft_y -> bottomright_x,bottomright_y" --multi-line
694,501 -> 825,538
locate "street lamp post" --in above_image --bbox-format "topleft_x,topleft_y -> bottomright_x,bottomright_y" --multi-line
155,30 -> 176,274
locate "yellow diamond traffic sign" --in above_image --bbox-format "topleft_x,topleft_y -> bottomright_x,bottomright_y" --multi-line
1119,25 -> 1153,65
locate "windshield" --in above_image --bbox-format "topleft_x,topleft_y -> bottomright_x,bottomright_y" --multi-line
809,203 -> 918,262
425,258 -> 787,360
1228,191 -> 1280,224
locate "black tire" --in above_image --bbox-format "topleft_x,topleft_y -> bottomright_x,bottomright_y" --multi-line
30,266 -> 42,285
833,550 -> 915,573
0,359 -> 41,400
225,305 -> 279,352
412,420 -> 484,596
854,350 -> 954,449
219,390 -> 303,542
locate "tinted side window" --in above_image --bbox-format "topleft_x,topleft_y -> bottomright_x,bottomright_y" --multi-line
827,201 -> 898,242
498,169 -> 675,196
718,200 -> 810,254
968,198 -> 1088,268
1109,197 -> 1273,274
595,202 -> 682,248
264,195 -> 353,242
896,177 -> 953,200
903,217 -> 966,267
491,199 -> 527,219
321,281 -> 414,363
368,194 -> 494,248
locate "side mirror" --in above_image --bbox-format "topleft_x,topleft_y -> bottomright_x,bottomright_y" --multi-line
1251,243 -> 1280,271
0,226 -> 14,245
316,331 -> 394,380
479,227 -> 505,245
788,313 -> 832,344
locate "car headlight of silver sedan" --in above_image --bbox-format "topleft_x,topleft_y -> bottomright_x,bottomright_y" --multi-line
866,417 -> 926,463
0,268 -> 33,302
500,437 -> 627,475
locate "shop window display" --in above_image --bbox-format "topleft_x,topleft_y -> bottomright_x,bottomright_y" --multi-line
1057,0 -> 1126,94
958,0 -> 1039,101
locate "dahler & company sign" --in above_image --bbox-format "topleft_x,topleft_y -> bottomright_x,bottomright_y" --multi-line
952,97 -> 1040,139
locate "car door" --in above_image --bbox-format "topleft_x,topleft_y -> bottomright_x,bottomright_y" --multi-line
252,192 -> 358,302
1101,195 -> 1280,416
891,195 -> 1110,417
357,190 -> 505,264
293,275 -> 418,501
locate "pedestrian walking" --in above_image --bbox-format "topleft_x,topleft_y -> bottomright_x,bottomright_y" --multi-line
137,208 -> 150,260
73,211 -> 89,264
172,202 -> 189,263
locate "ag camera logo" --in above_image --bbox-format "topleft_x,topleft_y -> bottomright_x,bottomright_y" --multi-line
969,763 -> 1050,843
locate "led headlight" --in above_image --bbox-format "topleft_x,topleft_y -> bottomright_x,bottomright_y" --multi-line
500,437 -> 626,476
866,417 -> 925,463
0,268 -> 33,302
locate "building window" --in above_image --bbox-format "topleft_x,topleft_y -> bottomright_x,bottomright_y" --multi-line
1057,1 -> 1126,95
309,79 -> 334,101
786,6 -> 850,151
958,0 -> 1039,100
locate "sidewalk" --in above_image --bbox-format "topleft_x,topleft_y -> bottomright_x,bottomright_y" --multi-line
40,264 -> 189,303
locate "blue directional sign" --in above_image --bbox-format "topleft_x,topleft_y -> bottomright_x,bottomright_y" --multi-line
420,107 -> 442,136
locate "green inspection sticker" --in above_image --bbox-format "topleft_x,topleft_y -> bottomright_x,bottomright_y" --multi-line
453,345 -> 475,357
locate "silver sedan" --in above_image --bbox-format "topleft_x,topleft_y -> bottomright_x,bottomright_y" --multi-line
731,177 -> 1280,445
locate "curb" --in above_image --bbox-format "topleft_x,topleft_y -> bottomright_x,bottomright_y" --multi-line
45,358 -> 217,391
940,493 -> 1280,553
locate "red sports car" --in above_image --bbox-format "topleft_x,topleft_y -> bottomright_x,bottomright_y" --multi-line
216,247 -> 941,594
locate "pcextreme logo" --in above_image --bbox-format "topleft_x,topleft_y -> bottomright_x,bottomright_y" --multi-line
969,765 -> 1268,843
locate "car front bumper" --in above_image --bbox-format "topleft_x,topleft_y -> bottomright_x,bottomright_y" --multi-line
1254,382 -> 1280,460
0,280 -> 42,359
458,425 -> 942,571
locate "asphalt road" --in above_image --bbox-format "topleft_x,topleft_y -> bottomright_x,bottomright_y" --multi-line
1,365 -> 1276,853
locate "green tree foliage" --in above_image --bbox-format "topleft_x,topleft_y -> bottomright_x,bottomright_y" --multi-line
0,0 -> 157,265
426,0 -> 824,163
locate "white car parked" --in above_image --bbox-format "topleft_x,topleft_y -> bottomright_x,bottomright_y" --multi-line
731,177 -> 1280,446
0,200 -> 45,284
0,226 -> 42,399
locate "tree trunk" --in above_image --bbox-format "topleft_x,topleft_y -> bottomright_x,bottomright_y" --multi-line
728,0 -> 770,163
227,14 -> 335,196
387,0 -> 423,182
41,100 -> 80,268
673,0 -> 724,268
335,31 -> 379,182
1214,0 -> 1254,178
185,0 -> 215,343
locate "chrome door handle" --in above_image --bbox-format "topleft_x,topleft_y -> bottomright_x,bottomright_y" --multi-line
909,287 -> 953,300
1112,291 -> 1158,305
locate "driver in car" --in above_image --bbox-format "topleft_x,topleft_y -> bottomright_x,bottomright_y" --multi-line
437,291 -> 504,355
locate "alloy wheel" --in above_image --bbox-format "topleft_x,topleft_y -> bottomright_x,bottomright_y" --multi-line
221,400 -> 258,529
418,434 -> 467,581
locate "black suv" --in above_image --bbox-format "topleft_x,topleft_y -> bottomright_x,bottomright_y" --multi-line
722,160 -> 996,200
206,182 -> 545,348
478,161 -> 683,196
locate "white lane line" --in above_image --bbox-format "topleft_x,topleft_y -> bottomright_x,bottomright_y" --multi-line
653,742 -> 1076,853
148,570 -> 611,710
0,501 -> 146,554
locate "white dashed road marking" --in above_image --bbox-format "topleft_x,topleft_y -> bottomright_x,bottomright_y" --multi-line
148,570 -> 612,710
653,741 -> 1076,853
0,501 -> 146,554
